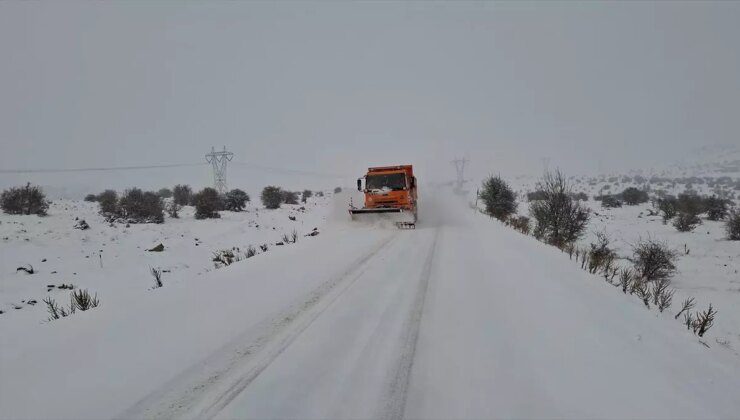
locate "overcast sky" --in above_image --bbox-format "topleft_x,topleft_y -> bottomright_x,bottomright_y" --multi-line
1,1 -> 739,192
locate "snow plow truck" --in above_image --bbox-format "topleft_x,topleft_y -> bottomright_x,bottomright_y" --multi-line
349,165 -> 418,229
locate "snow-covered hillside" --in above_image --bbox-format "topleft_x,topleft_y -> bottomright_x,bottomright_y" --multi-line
2,188 -> 740,419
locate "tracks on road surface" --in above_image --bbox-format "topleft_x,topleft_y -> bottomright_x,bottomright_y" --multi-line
118,230 -> 404,419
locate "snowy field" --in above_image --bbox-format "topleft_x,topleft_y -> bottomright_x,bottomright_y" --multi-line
502,171 -> 740,355
2,185 -> 740,419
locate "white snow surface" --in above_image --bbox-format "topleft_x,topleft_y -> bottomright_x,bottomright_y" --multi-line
2,190 -> 740,419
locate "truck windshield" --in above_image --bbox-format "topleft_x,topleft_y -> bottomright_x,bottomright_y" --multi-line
366,173 -> 406,191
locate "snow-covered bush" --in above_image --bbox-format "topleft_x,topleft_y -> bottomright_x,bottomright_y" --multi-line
676,193 -> 705,216
334,187 -> 342,194
84,194 -> 98,202
620,187 -> 649,205
529,170 -> 590,248
673,211 -> 701,232
97,190 -> 118,215
173,184 -> 193,206
1,183 -> 49,216
726,210 -> 740,240
118,188 -> 164,223
479,176 -> 517,221
526,190 -> 547,202
261,186 -> 283,209
632,239 -> 677,283
194,187 -> 222,219
166,201 -> 180,218
150,267 -> 163,288
223,189 -> 250,212
302,190 -> 313,204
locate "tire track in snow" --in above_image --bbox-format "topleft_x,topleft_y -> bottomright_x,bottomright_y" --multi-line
118,231 -> 400,420
378,227 -> 439,420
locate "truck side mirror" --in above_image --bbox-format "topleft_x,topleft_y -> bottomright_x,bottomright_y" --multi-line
410,177 -> 416,188
357,178 -> 362,191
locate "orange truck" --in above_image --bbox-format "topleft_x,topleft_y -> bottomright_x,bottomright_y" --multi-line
349,165 -> 418,228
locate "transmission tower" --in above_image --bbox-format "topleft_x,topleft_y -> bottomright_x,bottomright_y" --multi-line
205,146 -> 234,194
451,157 -> 469,190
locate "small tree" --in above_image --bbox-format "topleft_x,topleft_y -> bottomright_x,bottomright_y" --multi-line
157,188 -> 173,199
224,189 -> 250,211
1,183 -> 49,216
704,196 -> 728,221
620,187 -> 649,205
726,210 -> 740,240
97,190 -> 118,215
676,193 -> 705,216
194,187 -> 222,219
173,184 -> 193,206
84,194 -> 98,202
261,186 -> 283,209
529,170 -> 590,248
479,176 -> 517,221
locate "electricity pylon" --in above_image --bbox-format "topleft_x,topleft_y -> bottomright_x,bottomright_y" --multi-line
205,146 -> 234,194
451,157 -> 469,191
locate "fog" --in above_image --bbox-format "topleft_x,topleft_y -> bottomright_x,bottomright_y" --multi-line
1,1 -> 739,195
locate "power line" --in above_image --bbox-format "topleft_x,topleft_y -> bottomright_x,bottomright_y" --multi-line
230,161 -> 348,178
0,162 -> 206,174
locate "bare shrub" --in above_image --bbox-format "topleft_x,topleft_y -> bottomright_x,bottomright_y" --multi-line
704,196 -> 729,221
632,239 -> 677,282
43,297 -> 64,320
509,215 -> 530,234
479,176 -> 517,221
302,190 -> 313,203
224,189 -> 250,211
166,201 -> 180,218
118,188 -> 165,223
261,186 -> 283,209
684,312 -> 694,330
194,187 -> 222,219
98,190 -> 118,215
150,267 -> 163,288
291,229 -> 298,243
588,232 -> 615,274
632,278 -> 652,308
651,278 -> 674,312
620,187 -> 649,205
618,268 -> 634,293
246,245 -> 257,258
281,233 -> 291,244
530,170 -> 590,248
726,210 -> 740,240
673,211 -> 701,232
259,244 -> 268,252
213,249 -> 241,268
282,190 -> 299,205
693,304 -> 716,337
173,185 -> 193,206
71,289 -> 100,311
1,183 -> 49,216
158,188 -> 173,199
600,195 -> 622,208
674,297 -> 695,320
657,196 -> 678,223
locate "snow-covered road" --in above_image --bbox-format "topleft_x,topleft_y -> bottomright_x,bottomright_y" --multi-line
3,192 -> 740,419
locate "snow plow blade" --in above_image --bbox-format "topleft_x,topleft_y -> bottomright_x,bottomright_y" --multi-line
349,208 -> 416,229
